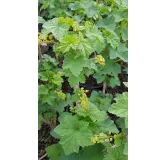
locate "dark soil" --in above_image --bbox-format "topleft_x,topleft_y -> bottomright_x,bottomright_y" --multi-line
80,75 -> 103,97
38,24 -> 42,32
62,77 -> 73,94
38,124 -> 59,159
107,72 -> 128,96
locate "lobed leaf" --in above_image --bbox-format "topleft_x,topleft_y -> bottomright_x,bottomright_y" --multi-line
54,115 -> 93,155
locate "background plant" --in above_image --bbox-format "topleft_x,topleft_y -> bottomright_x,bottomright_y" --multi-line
38,0 -> 128,159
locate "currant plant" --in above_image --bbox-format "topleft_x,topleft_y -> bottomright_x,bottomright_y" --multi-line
38,0 -> 128,159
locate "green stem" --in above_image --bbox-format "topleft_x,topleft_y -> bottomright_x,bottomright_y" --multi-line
96,0 -> 101,20
96,0 -> 99,6
102,80 -> 107,97
114,59 -> 122,63
39,153 -> 48,160
74,83 -> 79,89
38,45 -> 43,62
74,83 -> 80,105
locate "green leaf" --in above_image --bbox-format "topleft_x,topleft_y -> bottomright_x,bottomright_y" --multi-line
114,133 -> 123,146
50,100 -> 66,114
113,9 -> 128,22
105,145 -> 127,160
54,115 -> 93,155
59,35 -> 79,53
89,91 -> 101,102
123,82 -> 128,88
39,0 -> 45,4
41,71 -> 54,80
109,43 -> 128,62
63,54 -> 86,77
48,8 -> 65,18
41,91 -> 58,105
60,152 -> 79,160
44,112 -> 55,121
97,119 -> 119,133
38,103 -> 50,114
58,112 -> 72,123
68,73 -> 86,87
38,114 -> 43,130
116,43 -> 128,62
46,140 -> 80,160
114,11 -> 124,22
108,92 -> 128,119
125,117 -> 128,128
123,142 -> 128,155
38,85 -> 49,95
73,15 -> 84,22
50,130 -> 60,139
97,16 -> 116,32
76,102 -> 108,122
42,54 -> 58,66
116,118 -> 126,130
121,26 -> 128,41
40,1 -> 49,11
84,59 -> 97,71
108,76 -> 120,88
46,144 -> 63,160
80,144 -> 104,160
121,0 -> 128,7
103,59 -> 121,77
69,2 -> 81,10
66,93 -> 74,106
42,18 -> 69,41
99,5 -> 111,16
38,16 -> 45,24
107,31 -> 120,49
59,33 -> 94,56
52,74 -> 63,86
89,91 -> 113,112
77,32 -> 94,56
42,62 -> 51,70
83,3 -> 98,18
98,97 -> 112,111
109,48 -> 119,59
93,72 -> 105,83
84,68 -> 95,77
86,25 -> 105,53
38,73 -> 46,82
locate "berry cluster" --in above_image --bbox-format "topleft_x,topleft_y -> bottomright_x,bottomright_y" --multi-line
91,132 -> 113,144
94,55 -> 105,66
57,90 -> 66,101
78,88 -> 89,110
69,106 -> 75,112
57,72 -> 62,76
72,21 -> 79,32
38,33 -> 55,46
